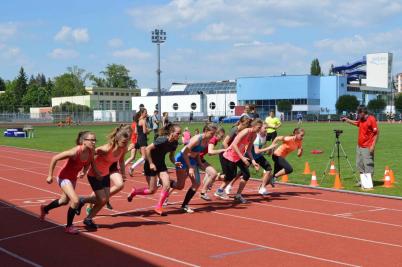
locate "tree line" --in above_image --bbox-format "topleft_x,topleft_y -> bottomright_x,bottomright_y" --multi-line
0,64 -> 138,112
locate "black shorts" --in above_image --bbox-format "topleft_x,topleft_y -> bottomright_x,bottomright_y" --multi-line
221,156 -> 251,181
266,131 -> 277,141
109,162 -> 119,174
272,155 -> 293,175
219,153 -> 227,174
88,175 -> 110,191
136,136 -> 148,148
144,160 -> 168,177
255,156 -> 272,171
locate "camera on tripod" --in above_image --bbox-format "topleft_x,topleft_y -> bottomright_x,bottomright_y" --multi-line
333,129 -> 343,138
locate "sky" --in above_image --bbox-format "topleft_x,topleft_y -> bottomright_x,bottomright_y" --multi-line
1,0 -> 402,89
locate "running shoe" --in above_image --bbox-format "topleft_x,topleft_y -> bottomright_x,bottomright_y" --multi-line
163,197 -> 169,207
39,205 -> 46,221
157,179 -> 162,188
214,189 -> 229,200
200,193 -> 211,201
127,188 -> 136,202
106,201 -> 113,210
182,205 -> 194,213
224,185 -> 232,195
154,207 -> 165,216
83,218 -> 98,229
65,225 -> 79,235
234,194 -> 248,204
128,167 -> 134,177
258,186 -> 269,196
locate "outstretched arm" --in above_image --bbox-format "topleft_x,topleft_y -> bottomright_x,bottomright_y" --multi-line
47,147 -> 77,184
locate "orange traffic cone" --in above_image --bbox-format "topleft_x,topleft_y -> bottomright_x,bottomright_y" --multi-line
281,174 -> 289,183
383,166 -> 390,181
310,171 -> 319,187
389,170 -> 395,184
383,172 -> 393,188
333,173 -> 343,189
303,162 -> 311,174
329,161 -> 336,175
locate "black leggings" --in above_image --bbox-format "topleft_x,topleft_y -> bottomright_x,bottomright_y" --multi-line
221,156 -> 251,181
272,155 -> 293,175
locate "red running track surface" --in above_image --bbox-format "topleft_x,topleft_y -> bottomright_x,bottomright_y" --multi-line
0,146 -> 402,266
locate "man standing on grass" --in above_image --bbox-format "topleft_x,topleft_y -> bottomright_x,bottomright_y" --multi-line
341,105 -> 379,190
151,110 -> 160,140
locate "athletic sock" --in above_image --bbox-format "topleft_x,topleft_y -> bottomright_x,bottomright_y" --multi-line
156,190 -> 169,208
131,157 -> 145,170
44,199 -> 61,213
182,188 -> 196,207
67,207 -> 76,227
133,187 -> 151,196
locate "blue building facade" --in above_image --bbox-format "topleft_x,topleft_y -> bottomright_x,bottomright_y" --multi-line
237,75 -> 347,117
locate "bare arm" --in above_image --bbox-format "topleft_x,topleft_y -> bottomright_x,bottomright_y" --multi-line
222,135 -> 231,149
231,129 -> 249,164
207,143 -> 225,156
47,147 -> 77,183
341,117 -> 359,126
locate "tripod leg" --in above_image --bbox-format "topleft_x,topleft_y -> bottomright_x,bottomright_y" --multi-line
321,143 -> 337,183
339,143 -> 359,183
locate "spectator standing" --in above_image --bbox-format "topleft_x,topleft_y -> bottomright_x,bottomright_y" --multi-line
151,110 -> 160,140
265,110 -> 281,141
189,111 -> 194,123
296,112 -> 303,125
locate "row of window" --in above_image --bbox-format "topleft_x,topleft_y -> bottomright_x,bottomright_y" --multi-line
240,99 -> 309,105
98,100 -> 131,110
94,92 -> 137,96
137,101 -> 236,111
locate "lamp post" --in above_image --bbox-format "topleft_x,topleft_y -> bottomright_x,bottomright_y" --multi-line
152,29 -> 166,117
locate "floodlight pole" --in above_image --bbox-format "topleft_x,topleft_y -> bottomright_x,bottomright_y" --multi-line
152,29 -> 166,117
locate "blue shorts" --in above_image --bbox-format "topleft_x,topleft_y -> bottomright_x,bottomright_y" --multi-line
175,152 -> 201,184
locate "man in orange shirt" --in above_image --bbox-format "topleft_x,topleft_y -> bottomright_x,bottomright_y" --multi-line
342,105 -> 379,190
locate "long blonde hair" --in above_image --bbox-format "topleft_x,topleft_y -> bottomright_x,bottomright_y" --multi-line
107,124 -> 132,148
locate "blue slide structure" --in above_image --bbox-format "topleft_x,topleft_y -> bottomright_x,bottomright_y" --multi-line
332,56 -> 366,82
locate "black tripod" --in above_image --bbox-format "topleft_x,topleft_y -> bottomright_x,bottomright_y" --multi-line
322,130 -> 358,183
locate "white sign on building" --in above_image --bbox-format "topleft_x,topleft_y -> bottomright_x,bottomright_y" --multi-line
366,53 -> 393,89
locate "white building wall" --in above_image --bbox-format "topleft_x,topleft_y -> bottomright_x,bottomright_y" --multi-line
206,93 -> 237,116
132,95 -> 202,113
51,95 -> 91,107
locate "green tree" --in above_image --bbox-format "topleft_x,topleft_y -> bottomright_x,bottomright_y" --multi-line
367,98 -> 386,113
14,67 -> 28,102
277,100 -> 292,114
310,58 -> 322,76
52,102 -> 91,113
21,84 -> 51,111
395,93 -> 402,113
0,77 -> 6,91
0,81 -> 18,112
91,64 -> 137,88
53,73 -> 87,97
335,95 -> 359,113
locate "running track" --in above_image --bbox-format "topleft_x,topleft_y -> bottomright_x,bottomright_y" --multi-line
0,146 -> 401,267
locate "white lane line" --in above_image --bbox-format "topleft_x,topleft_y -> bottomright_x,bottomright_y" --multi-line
0,246 -> 42,267
211,211 -> 402,248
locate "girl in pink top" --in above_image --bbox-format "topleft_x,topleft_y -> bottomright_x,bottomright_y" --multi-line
219,119 -> 263,203
270,128 -> 304,184
82,125 -> 132,229
41,131 -> 96,234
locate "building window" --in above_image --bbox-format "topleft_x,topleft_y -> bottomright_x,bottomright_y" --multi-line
229,101 -> 236,109
94,92 -> 98,95
100,92 -> 104,96
209,102 -> 216,110
125,101 -> 130,110
105,101 -> 110,110
126,93 -> 129,96
118,101 -> 123,110
112,101 -> 117,110
191,103 -> 197,110
116,92 -> 120,96
173,103 -> 178,110
99,100 -> 104,110
105,92 -> 109,96
110,92 -> 114,96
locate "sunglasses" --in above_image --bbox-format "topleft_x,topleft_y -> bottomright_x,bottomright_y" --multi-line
85,138 -> 97,142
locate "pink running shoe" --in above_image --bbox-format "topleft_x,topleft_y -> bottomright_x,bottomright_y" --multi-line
65,225 -> 79,235
127,187 -> 136,202
40,205 -> 46,221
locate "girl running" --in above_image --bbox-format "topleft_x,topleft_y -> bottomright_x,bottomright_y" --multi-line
215,116 -> 251,199
270,128 -> 304,184
82,125 -> 131,229
127,123 -> 182,215
252,123 -> 277,195
198,127 -> 226,200
215,119 -> 263,203
173,123 -> 218,213
124,115 -> 138,167
41,131 -> 97,234
129,108 -> 151,176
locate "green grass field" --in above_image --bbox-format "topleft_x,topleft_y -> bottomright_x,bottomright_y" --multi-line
1,122 -> 401,197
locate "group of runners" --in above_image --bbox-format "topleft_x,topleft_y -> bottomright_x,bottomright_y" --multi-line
41,108 -> 305,234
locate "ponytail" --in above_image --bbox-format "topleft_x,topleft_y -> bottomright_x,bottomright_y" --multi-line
159,122 -> 180,136
107,124 -> 132,147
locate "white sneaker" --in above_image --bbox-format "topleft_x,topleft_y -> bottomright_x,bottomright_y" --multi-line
224,185 -> 232,195
258,186 -> 269,196
214,190 -> 230,200
234,194 -> 247,204
182,205 -> 194,213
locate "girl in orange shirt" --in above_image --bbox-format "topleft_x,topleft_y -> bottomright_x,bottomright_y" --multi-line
270,128 -> 304,185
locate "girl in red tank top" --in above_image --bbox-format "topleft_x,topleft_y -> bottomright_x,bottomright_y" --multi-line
124,115 -> 138,167
81,124 -> 132,229
41,131 -> 96,235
